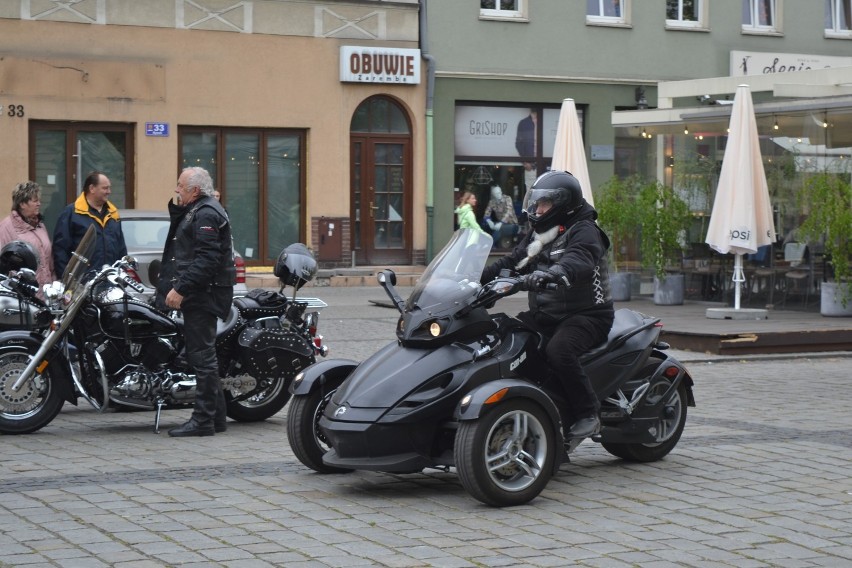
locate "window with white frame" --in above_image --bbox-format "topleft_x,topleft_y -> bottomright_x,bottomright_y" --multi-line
742,0 -> 781,34
480,0 -> 527,21
825,0 -> 852,37
586,0 -> 631,26
666,0 -> 707,29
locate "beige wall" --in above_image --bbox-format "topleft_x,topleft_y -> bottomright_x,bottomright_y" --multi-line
0,5 -> 425,256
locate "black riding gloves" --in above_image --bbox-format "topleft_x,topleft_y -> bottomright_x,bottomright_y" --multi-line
523,269 -> 571,290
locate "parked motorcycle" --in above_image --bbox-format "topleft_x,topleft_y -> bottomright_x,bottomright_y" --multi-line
0,226 -> 327,435
0,241 -> 48,331
286,229 -> 695,507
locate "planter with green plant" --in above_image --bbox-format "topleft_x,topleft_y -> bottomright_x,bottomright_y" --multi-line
595,175 -> 641,300
636,180 -> 692,305
797,172 -> 852,316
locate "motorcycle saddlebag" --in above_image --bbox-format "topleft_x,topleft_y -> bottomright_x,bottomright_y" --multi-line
233,288 -> 288,319
236,326 -> 313,377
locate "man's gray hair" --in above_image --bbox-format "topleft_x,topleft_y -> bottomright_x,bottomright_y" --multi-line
12,181 -> 41,212
183,167 -> 215,197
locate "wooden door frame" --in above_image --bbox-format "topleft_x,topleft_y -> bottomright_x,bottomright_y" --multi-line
350,134 -> 413,265
28,120 -> 136,206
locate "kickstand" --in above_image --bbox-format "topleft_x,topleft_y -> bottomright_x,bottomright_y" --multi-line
153,398 -> 166,434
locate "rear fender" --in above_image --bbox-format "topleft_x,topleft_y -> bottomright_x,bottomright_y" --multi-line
290,358 -> 358,396
652,350 -> 696,407
457,378 -> 565,471
0,330 -> 76,404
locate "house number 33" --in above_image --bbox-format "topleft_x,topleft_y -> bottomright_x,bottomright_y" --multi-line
5,104 -> 25,117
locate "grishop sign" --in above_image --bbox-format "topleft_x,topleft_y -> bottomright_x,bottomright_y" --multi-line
340,46 -> 421,84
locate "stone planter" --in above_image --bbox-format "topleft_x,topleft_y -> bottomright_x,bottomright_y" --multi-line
653,274 -> 685,306
610,272 -> 632,302
820,281 -> 852,317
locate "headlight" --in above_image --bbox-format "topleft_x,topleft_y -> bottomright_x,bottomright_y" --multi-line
429,322 -> 441,337
43,281 -> 65,300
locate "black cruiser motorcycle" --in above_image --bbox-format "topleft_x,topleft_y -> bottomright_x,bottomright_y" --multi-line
287,229 -> 695,507
0,226 -> 327,435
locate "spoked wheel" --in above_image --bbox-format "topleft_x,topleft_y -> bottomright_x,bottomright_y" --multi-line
601,359 -> 688,462
455,399 -> 556,507
225,373 -> 293,422
286,376 -> 352,473
0,349 -> 64,435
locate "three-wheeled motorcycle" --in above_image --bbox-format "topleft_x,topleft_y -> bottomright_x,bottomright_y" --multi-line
287,229 -> 695,507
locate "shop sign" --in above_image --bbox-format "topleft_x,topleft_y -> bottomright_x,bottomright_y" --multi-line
731,50 -> 852,76
340,46 -> 420,84
455,105 -> 569,158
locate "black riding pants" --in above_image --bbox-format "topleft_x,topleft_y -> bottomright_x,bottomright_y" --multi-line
183,308 -> 226,426
518,311 -> 612,420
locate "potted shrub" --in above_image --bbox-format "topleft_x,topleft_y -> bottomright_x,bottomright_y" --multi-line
797,172 -> 852,316
636,180 -> 691,305
595,175 -> 641,301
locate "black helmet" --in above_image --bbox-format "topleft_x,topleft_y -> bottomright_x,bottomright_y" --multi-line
0,240 -> 39,274
526,170 -> 584,232
274,243 -> 318,290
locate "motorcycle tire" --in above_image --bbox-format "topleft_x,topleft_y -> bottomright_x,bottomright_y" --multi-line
601,358 -> 689,463
0,348 -> 64,435
455,399 -> 556,507
224,375 -> 293,422
286,376 -> 353,474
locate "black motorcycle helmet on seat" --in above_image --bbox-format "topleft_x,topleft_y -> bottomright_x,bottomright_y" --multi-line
0,240 -> 39,275
274,243 -> 318,290
526,170 -> 584,232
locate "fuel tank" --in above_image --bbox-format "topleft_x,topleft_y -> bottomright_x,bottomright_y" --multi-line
0,289 -> 41,330
96,297 -> 179,339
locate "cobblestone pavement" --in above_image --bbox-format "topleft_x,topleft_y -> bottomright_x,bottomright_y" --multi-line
1,287 -> 851,567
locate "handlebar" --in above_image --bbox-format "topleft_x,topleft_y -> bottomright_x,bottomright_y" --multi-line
2,270 -> 41,299
105,269 -> 146,294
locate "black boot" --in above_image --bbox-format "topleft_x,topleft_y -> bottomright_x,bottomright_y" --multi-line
168,418 -> 215,437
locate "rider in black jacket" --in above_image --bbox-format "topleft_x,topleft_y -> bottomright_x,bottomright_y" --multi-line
158,167 -> 236,437
481,170 -> 614,438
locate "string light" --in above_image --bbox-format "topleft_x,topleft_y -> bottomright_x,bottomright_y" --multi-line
773,115 -> 779,130
683,125 -> 689,135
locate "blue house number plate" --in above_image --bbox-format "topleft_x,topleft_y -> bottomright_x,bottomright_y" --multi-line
145,122 -> 169,137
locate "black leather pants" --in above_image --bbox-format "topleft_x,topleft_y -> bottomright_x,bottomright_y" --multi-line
183,309 -> 226,427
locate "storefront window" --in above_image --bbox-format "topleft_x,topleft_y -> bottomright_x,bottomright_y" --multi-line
453,102 -> 573,250
180,127 -> 305,265
613,108 -> 852,270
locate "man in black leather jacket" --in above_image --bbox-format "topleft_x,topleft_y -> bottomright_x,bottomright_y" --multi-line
159,166 -> 236,437
481,170 -> 614,439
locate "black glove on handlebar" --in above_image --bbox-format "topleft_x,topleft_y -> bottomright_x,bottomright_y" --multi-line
523,270 -> 557,290
523,269 -> 571,291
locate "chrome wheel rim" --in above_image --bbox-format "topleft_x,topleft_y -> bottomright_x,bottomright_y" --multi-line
483,409 -> 548,492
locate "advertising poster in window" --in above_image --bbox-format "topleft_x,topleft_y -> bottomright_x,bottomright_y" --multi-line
454,105 -> 561,159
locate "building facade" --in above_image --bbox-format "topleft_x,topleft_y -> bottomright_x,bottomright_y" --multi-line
0,0 -> 426,267
425,0 -> 852,263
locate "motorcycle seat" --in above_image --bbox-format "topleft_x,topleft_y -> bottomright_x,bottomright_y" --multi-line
581,309 -> 654,362
233,289 -> 288,318
216,305 -> 241,339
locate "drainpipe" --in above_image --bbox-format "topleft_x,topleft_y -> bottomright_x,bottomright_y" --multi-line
420,0 -> 436,262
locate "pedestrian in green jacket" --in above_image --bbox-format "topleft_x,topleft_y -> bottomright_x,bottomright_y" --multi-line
454,190 -> 486,234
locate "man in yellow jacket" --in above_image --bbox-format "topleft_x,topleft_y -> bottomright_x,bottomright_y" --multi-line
52,171 -> 127,277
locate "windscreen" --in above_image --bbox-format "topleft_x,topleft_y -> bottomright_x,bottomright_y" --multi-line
61,224 -> 97,292
405,229 -> 493,312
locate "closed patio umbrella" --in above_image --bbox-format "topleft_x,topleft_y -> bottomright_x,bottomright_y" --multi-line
705,84 -> 776,310
550,98 -> 594,206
